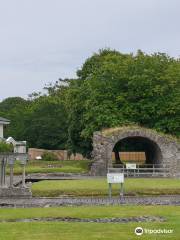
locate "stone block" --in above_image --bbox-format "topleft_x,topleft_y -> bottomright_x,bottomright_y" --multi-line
0,187 -> 32,198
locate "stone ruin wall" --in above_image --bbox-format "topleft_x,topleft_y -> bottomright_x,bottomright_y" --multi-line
91,128 -> 180,176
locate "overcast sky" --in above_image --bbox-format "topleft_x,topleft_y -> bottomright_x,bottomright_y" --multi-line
0,0 -> 179,101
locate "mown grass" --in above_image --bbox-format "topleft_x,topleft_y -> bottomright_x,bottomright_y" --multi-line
0,206 -> 179,240
0,205 -> 178,220
32,178 -> 180,197
6,160 -> 90,175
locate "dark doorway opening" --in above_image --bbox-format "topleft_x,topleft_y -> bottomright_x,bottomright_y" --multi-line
112,137 -> 162,165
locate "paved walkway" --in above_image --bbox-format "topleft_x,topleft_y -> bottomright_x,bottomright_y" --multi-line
26,173 -> 100,181
0,195 -> 180,208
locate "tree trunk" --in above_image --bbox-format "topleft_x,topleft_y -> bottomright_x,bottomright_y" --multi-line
114,150 -> 123,164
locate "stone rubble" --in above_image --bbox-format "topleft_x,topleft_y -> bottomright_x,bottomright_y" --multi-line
0,216 -> 166,223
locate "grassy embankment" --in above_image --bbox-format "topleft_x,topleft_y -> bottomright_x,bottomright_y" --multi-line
6,160 -> 90,175
32,178 -> 180,197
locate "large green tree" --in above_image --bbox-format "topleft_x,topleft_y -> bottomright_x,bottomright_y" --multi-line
0,97 -> 29,139
23,85 -> 68,150
0,88 -> 68,150
66,49 -> 180,156
0,49 -> 179,156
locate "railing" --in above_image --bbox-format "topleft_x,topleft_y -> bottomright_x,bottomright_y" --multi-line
0,153 -> 28,188
108,163 -> 171,177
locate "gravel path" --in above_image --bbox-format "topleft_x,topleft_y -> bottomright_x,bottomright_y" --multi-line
0,216 -> 166,223
0,195 -> 180,208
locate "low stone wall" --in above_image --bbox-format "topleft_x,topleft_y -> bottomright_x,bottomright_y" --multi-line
0,188 -> 32,198
28,148 -> 86,161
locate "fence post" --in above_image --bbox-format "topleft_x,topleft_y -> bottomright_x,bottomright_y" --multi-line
108,183 -> 112,199
153,164 -> 155,176
9,165 -> 14,188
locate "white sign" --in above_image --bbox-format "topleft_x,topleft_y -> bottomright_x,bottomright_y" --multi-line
126,163 -> 136,169
107,173 -> 124,183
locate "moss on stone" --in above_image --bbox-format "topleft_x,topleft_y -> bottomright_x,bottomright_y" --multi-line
101,125 -> 180,143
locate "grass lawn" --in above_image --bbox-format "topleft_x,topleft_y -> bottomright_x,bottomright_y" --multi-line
6,160 -> 90,175
0,206 -> 179,240
32,178 -> 180,197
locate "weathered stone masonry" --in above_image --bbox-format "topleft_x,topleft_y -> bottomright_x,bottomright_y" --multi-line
91,127 -> 180,176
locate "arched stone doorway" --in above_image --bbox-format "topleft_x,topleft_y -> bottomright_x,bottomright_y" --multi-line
91,127 -> 180,176
112,136 -> 163,165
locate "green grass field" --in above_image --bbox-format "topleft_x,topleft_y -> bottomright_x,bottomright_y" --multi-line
6,160 -> 90,175
0,206 -> 179,240
32,178 -> 180,197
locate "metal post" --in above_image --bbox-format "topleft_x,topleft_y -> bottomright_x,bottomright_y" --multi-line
0,159 -> 3,187
22,164 -> 26,188
153,164 -> 155,176
120,183 -> 123,197
2,159 -> 7,187
9,165 -> 14,188
108,183 -> 112,199
3,160 -> 5,186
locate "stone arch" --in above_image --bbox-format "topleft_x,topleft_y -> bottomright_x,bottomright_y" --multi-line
91,127 -> 180,176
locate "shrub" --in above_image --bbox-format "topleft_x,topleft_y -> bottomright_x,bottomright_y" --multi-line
0,142 -> 13,153
41,152 -> 58,161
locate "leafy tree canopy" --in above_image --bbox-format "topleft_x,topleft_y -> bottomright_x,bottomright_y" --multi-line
66,49 -> 180,156
0,49 -> 179,157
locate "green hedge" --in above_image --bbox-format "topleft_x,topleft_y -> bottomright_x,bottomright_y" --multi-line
0,141 -> 13,153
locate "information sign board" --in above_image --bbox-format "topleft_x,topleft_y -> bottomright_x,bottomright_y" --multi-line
126,163 -> 136,169
107,173 -> 124,183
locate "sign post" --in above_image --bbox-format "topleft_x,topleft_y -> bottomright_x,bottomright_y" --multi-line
120,182 -> 123,197
107,173 -> 124,198
126,163 -> 136,169
108,182 -> 112,198
126,164 -> 136,177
